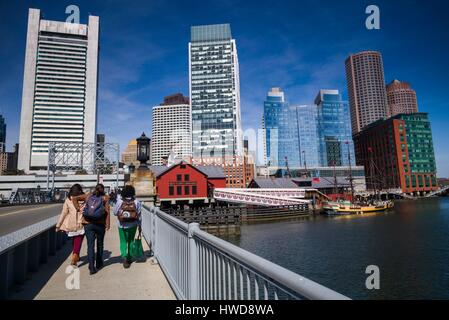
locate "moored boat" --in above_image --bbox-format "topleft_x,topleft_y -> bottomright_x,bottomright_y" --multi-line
324,200 -> 394,215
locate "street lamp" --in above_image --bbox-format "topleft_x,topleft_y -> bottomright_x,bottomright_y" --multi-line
136,132 -> 150,169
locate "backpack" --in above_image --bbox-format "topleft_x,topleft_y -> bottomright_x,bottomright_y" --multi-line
83,195 -> 105,222
118,199 -> 138,222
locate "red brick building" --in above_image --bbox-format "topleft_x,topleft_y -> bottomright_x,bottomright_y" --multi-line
353,113 -> 438,195
192,156 -> 255,188
150,161 -> 226,206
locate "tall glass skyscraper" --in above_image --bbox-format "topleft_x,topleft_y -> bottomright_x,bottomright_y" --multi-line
315,90 -> 355,166
295,105 -> 320,168
263,88 -> 301,167
189,24 -> 242,160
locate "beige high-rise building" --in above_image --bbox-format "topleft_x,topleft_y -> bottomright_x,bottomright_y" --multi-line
151,94 -> 192,165
345,51 -> 388,135
18,8 -> 99,172
121,139 -> 140,167
386,80 -> 419,117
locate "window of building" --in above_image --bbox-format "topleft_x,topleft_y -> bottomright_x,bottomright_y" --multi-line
177,186 -> 182,195
185,174 -> 190,182
185,186 -> 190,195
177,174 -> 182,181
169,186 -> 174,196
192,186 -> 197,195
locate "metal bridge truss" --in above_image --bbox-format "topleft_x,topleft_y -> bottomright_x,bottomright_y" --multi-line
213,188 -> 313,207
47,142 -> 120,190
8,188 -> 68,205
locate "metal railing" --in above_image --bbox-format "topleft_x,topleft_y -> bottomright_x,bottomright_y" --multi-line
141,205 -> 349,300
0,213 -> 68,299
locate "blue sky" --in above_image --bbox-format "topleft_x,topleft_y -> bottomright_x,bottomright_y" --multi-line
0,0 -> 448,176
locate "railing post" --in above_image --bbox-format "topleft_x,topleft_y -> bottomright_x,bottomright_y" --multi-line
14,242 -> 28,285
152,208 -> 157,257
188,223 -> 200,300
0,251 -> 12,300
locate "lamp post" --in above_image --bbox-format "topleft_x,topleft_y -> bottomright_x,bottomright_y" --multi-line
136,132 -> 150,170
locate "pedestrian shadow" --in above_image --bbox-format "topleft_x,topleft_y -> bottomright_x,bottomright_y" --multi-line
78,250 -> 118,268
78,249 -> 153,267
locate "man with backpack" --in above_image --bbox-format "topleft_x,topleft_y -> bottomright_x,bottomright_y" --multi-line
73,184 -> 110,275
113,185 -> 142,269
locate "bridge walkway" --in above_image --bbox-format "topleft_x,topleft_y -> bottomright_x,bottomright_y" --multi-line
9,218 -> 175,300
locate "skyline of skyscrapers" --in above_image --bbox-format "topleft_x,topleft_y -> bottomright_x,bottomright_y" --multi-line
18,8 -> 99,172
386,79 -> 419,117
151,93 -> 192,165
189,24 -> 243,160
262,88 -> 354,170
3,7 -> 441,183
345,51 -> 389,135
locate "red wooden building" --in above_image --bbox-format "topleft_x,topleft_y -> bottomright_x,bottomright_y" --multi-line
150,161 -> 226,206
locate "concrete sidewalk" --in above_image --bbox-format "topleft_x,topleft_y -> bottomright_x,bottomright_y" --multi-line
11,219 -> 176,300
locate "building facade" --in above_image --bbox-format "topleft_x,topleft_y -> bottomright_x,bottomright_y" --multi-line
193,156 -> 255,188
150,162 -> 226,207
295,105 -> 320,168
345,51 -> 388,135
353,113 -> 438,195
189,24 -> 243,160
1,144 -> 20,175
18,8 -> 99,172
263,88 -> 301,167
151,93 -> 192,165
0,153 -> 7,175
315,90 -> 355,167
121,139 -> 139,167
386,80 -> 419,117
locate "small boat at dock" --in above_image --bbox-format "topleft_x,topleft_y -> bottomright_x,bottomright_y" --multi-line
323,200 -> 394,216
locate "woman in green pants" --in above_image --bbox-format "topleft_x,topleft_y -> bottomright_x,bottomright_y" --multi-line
113,185 -> 142,268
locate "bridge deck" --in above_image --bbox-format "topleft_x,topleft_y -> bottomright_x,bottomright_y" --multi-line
9,218 -> 176,300
0,204 -> 63,236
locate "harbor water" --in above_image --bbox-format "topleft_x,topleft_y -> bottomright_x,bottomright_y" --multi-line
221,197 -> 449,299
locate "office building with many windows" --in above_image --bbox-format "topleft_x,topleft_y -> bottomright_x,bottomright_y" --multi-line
315,90 -> 355,167
263,88 -> 301,167
386,79 -> 419,117
18,8 -> 99,172
189,24 -> 242,160
345,51 -> 388,135
295,104 -> 320,168
151,94 -> 192,165
353,113 -> 437,195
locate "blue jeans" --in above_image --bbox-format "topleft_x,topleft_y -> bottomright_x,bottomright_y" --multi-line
84,223 -> 105,271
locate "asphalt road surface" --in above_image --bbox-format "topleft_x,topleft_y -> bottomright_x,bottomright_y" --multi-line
0,204 -> 63,237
